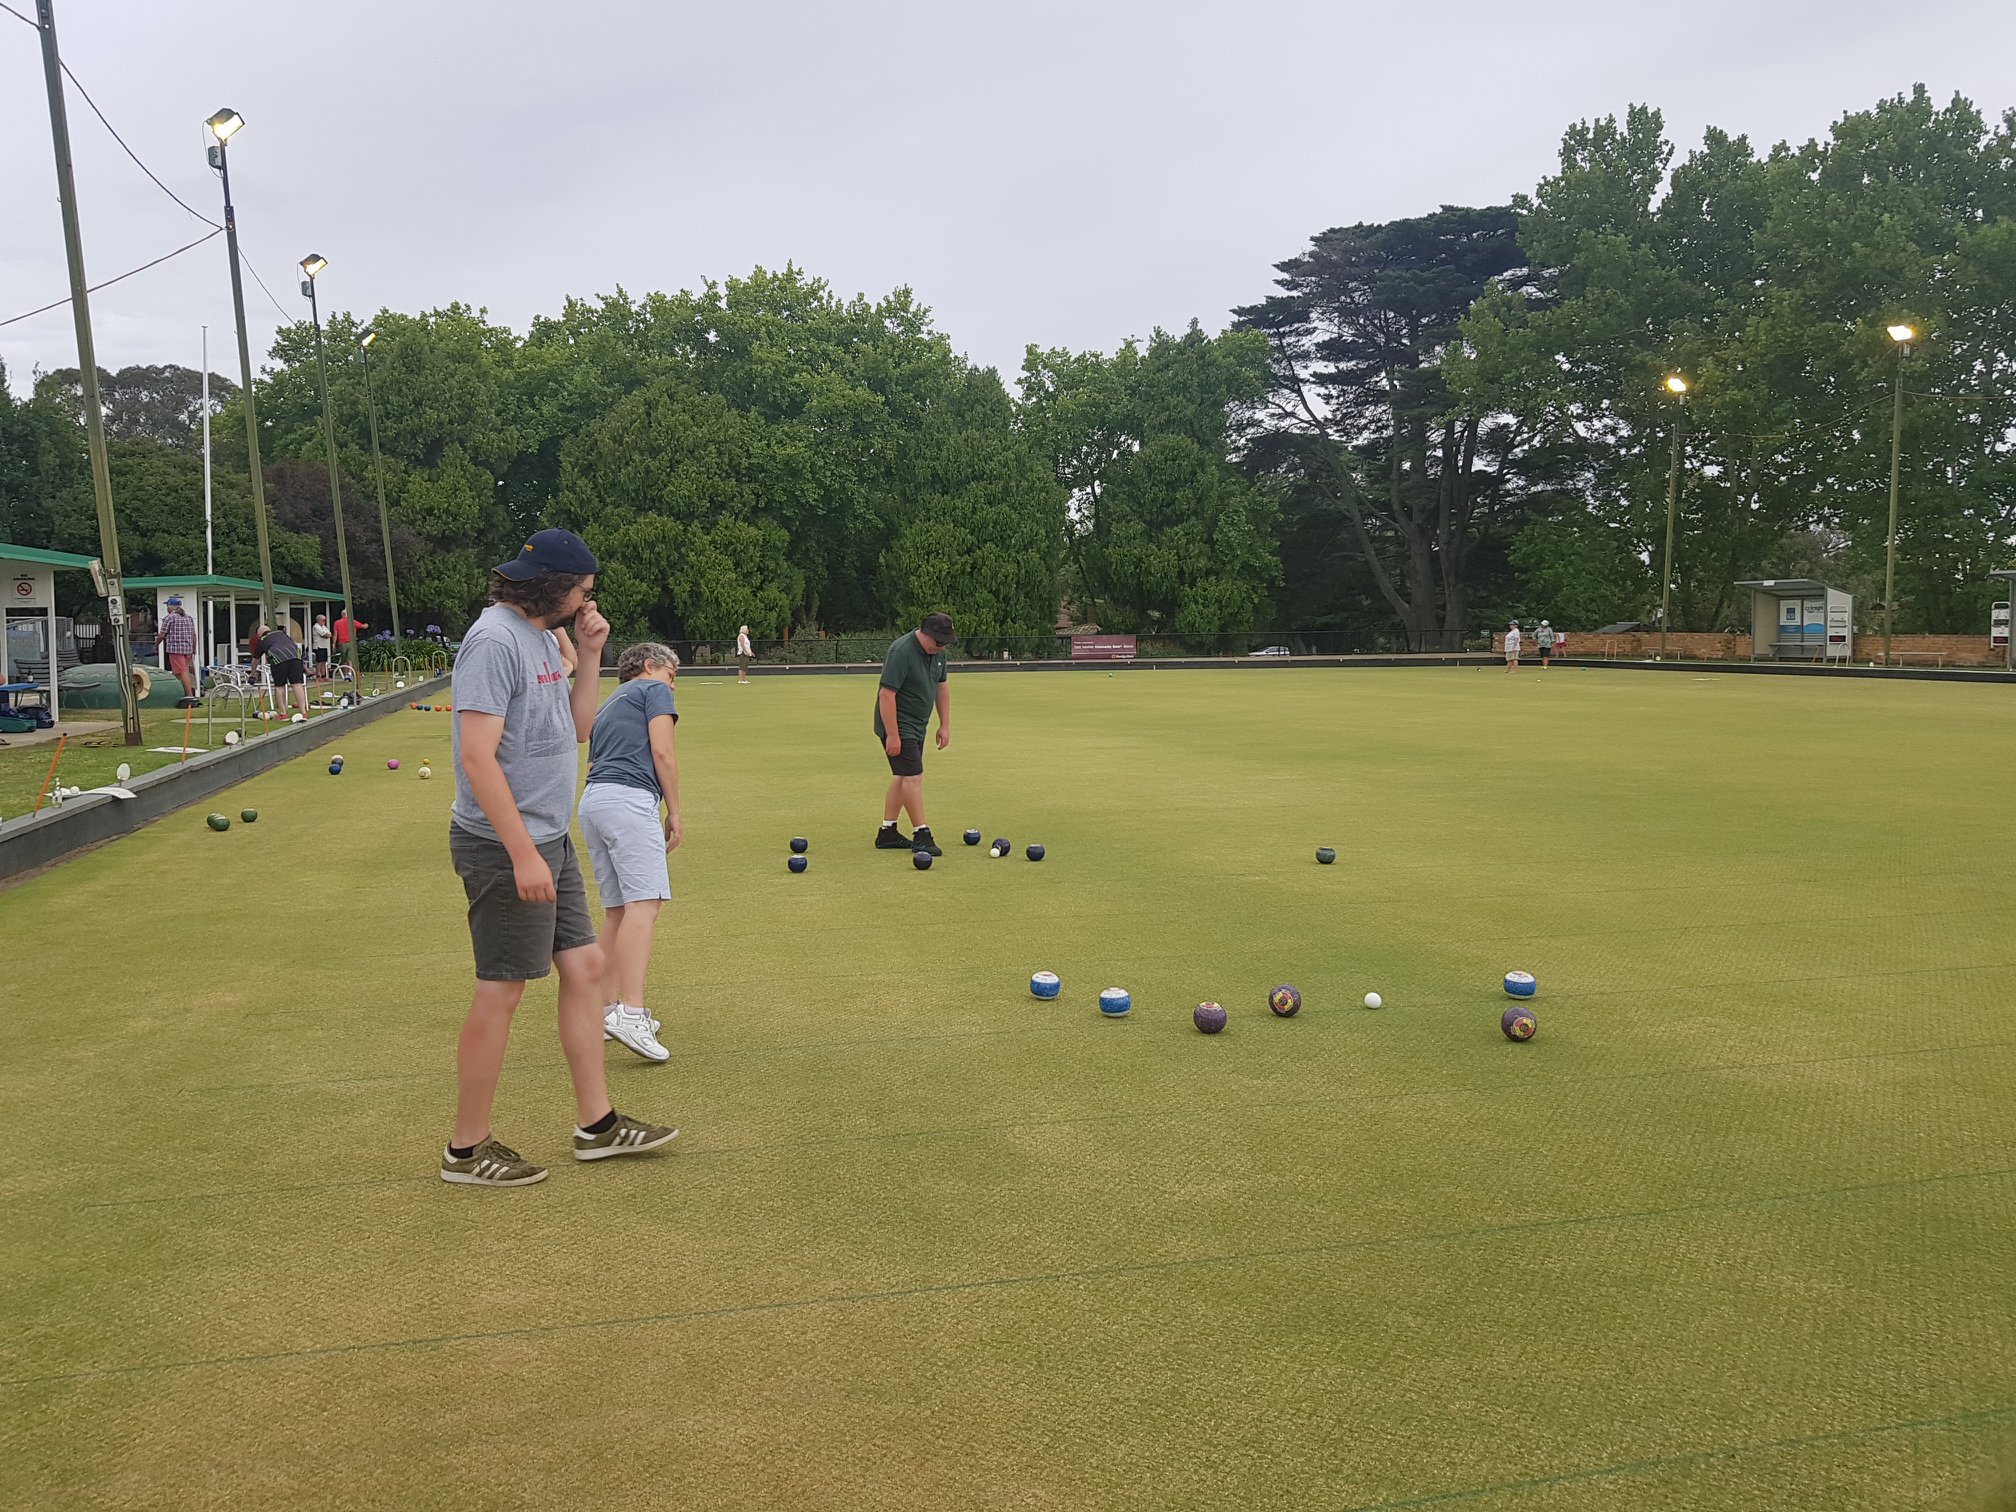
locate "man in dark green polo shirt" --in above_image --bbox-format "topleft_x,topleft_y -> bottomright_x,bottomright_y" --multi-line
873,612 -> 954,854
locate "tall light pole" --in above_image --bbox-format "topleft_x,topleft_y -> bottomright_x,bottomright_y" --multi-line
1658,373 -> 1690,661
357,326 -> 403,649
34,0 -> 142,743
1881,323 -> 1916,668
206,108 -> 277,632
299,255 -> 359,686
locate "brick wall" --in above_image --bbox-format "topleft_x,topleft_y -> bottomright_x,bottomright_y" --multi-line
1492,630 -> 2005,667
1849,633 -> 2005,667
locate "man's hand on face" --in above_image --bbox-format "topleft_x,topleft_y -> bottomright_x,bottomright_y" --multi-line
575,601 -> 611,656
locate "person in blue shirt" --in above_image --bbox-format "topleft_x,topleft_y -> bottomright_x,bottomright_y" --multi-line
578,641 -> 683,1063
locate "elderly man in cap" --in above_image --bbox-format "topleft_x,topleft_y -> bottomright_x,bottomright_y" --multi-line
160,595 -> 199,703
873,611 -> 954,854
443,528 -> 676,1188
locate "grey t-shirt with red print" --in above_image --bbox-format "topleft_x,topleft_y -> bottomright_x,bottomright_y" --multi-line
450,604 -> 577,844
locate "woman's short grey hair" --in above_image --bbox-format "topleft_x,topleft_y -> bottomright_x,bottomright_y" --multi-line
616,641 -> 679,682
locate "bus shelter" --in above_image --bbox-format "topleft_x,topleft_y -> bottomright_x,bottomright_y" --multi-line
1736,579 -> 1853,663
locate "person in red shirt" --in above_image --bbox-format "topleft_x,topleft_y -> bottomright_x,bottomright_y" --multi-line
333,611 -> 368,651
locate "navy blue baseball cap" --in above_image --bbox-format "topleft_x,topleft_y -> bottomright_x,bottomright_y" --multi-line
493,528 -> 598,581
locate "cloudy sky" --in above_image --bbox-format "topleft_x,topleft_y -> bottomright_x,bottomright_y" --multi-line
3,0 -> 2012,397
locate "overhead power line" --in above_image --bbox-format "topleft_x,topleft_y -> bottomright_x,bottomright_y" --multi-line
0,228 -> 221,328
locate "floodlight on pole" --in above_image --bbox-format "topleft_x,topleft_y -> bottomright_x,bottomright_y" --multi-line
205,106 -> 277,630
300,257 -> 361,687
1658,374 -> 1690,661
1881,322 -> 1917,665
355,324 -> 403,647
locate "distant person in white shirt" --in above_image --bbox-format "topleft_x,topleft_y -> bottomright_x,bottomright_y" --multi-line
1504,621 -> 1522,673
1536,620 -> 1555,668
735,625 -> 753,684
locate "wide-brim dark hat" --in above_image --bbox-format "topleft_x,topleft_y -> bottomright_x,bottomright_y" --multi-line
494,528 -> 599,581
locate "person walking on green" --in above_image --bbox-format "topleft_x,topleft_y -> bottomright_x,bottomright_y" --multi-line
873,612 -> 954,854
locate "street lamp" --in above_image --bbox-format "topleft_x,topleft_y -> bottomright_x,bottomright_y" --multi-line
299,254 -> 360,689
1658,374 -> 1689,661
355,325 -> 403,649
205,107 -> 277,631
1881,324 -> 1916,667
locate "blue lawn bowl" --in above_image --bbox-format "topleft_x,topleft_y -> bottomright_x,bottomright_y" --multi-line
1502,1006 -> 1538,1042
1026,843 -> 1045,862
787,854 -> 808,874
1316,846 -> 1336,865
1099,987 -> 1132,1018
327,761 -> 342,776
1503,970 -> 1537,999
963,828 -> 982,846
789,837 -> 809,854
913,849 -> 933,870
1030,971 -> 1061,1000
990,837 -> 1011,858
1193,1000 -> 1227,1035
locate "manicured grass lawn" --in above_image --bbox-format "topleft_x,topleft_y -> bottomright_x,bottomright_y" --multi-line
2,665 -> 2013,1509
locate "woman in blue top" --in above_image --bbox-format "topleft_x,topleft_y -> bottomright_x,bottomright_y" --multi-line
578,641 -> 682,1062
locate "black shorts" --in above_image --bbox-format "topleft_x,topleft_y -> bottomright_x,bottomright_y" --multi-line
882,734 -> 924,777
271,657 -> 307,686
449,826 -> 596,981
312,647 -> 330,666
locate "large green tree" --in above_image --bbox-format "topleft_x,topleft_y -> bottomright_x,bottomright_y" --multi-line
1452,90 -> 2016,633
1020,324 -> 1278,640
1236,206 -> 1527,649
35,364 -> 234,453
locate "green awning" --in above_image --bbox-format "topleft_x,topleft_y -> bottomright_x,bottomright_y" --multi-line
0,542 -> 95,568
123,573 -> 345,601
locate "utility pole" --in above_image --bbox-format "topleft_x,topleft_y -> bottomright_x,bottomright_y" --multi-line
357,329 -> 404,648
35,0 -> 141,744
300,259 -> 360,686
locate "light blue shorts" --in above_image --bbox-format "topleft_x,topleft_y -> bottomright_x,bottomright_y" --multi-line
578,783 -> 671,906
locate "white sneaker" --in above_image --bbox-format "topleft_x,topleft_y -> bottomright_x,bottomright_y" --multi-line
605,1005 -> 669,1063
604,1002 -> 662,1038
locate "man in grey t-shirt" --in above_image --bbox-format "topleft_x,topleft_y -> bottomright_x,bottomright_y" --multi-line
441,528 -> 676,1188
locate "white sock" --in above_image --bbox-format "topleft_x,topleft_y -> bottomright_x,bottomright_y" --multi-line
881,819 -> 897,829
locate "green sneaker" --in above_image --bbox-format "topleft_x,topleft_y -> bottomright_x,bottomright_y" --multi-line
573,1112 -> 678,1162
440,1137 -> 548,1187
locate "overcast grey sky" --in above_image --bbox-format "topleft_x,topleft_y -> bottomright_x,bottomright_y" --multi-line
3,0 -> 2012,397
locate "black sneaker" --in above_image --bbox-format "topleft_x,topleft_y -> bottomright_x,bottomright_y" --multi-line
875,825 -> 914,850
911,826 -> 943,857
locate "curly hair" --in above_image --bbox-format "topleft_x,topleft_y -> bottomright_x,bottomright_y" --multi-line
489,571 -> 589,623
616,642 -> 679,682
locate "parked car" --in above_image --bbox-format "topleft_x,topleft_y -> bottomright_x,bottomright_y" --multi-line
1251,645 -> 1291,657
